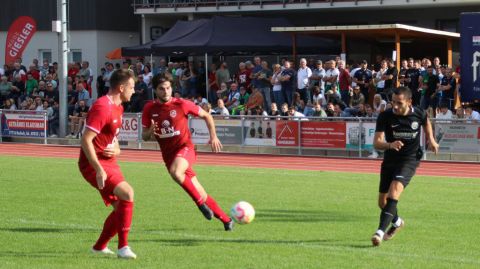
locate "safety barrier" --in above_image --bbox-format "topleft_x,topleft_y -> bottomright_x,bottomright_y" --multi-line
1,109 -> 479,160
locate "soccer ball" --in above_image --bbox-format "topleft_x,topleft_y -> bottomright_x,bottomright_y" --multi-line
230,201 -> 255,224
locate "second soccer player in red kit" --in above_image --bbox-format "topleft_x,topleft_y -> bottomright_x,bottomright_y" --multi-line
78,69 -> 137,259
142,74 -> 233,231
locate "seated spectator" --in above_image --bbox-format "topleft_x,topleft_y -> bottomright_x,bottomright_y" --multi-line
435,102 -> 453,122
292,92 -> 305,114
214,99 -> 230,116
262,102 -> 281,118
311,101 -> 327,118
225,83 -> 240,112
280,102 -> 289,117
244,86 -> 264,115
464,106 -> 480,123
216,82 -> 228,105
194,94 -> 208,106
287,106 -> 306,120
453,107 -> 465,119
25,73 -> 38,98
0,75 -> 12,103
76,83 -> 91,107
68,99 -> 89,138
48,100 -> 60,137
311,85 -> 326,107
372,94 -> 386,114
34,96 -> 43,111
231,86 -> 250,115
11,75 -> 25,103
201,102 -> 213,114
44,82 -> 59,103
365,104 -> 377,118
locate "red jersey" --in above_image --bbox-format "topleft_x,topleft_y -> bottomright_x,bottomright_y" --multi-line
142,98 -> 200,156
79,95 -> 123,166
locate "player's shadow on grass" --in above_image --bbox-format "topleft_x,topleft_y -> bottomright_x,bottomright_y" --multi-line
258,209 -> 364,223
0,227 -> 95,233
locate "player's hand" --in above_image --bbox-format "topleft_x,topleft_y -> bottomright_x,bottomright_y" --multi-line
209,136 -> 223,153
150,119 -> 161,138
103,146 -> 120,158
96,169 -> 107,190
429,140 -> 439,154
389,140 -> 404,151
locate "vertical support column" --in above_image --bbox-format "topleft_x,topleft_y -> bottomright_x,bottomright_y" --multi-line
137,113 -> 142,149
341,32 -> 346,58
395,31 -> 401,87
297,119 -> 301,156
358,119 -> 363,158
58,0 -> 68,137
291,33 -> 297,63
447,38 -> 453,67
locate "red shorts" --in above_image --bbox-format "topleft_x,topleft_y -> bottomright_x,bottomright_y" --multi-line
78,161 -> 125,206
163,146 -> 197,178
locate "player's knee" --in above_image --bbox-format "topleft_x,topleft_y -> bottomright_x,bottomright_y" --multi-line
378,200 -> 386,209
116,183 -> 134,201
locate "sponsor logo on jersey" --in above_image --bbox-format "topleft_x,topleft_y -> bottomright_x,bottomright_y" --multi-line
170,110 -> 177,118
411,121 -> 419,130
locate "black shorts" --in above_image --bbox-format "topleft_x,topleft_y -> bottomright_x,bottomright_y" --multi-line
379,159 -> 420,193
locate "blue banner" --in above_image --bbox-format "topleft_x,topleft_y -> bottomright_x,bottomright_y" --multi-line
460,12 -> 480,102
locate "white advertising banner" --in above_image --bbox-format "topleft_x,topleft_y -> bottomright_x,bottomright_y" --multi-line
118,113 -> 139,142
435,123 -> 480,153
345,122 -> 376,150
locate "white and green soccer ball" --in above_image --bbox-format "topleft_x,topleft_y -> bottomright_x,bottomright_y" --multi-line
230,201 -> 255,224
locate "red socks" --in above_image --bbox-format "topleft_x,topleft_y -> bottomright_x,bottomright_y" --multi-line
181,175 -> 204,206
116,200 -> 134,249
205,195 -> 231,223
93,211 -> 118,250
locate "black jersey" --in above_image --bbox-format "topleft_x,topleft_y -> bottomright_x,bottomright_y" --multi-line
375,107 -> 427,161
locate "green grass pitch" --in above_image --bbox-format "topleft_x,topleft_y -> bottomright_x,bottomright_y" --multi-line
0,155 -> 479,268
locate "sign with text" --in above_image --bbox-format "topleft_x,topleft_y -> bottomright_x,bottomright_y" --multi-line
1,111 -> 46,137
301,121 -> 346,148
243,119 -> 276,146
118,113 -> 139,141
190,118 -> 242,144
5,16 -> 37,65
460,12 -> 480,102
435,123 -> 480,153
346,122 -> 376,150
276,121 -> 299,147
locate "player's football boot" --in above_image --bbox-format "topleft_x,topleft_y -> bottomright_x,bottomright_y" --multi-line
198,203 -> 213,220
117,246 -> 137,259
383,220 -> 405,241
371,233 -> 383,247
224,219 -> 234,231
91,247 -> 115,255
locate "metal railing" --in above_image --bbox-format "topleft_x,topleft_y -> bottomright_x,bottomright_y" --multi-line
132,0 -> 381,11
2,109 -> 479,160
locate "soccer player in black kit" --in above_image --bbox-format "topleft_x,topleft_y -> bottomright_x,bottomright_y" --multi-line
371,86 -> 439,247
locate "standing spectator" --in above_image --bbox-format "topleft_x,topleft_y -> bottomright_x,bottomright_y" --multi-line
25,73 -> 38,97
353,60 -> 373,104
48,100 -> 60,137
45,82 -> 59,103
296,58 -> 312,106
404,59 -> 421,106
39,60 -> 50,80
438,68 -> 456,110
131,74 -> 148,112
236,62 -> 251,90
250,57 -> 262,90
77,82 -> 91,107
208,63 -> 218,105
11,75 -> 25,104
323,60 -> 339,93
420,66 -> 439,110
28,64 -> 40,81
67,83 -> 77,115
103,63 -> 114,93
337,60 -> 351,106
310,60 -> 325,95
256,61 -> 273,113
215,62 -> 230,91
384,59 -> 398,101
279,60 -> 295,106
96,68 -> 107,97
270,64 -> 284,106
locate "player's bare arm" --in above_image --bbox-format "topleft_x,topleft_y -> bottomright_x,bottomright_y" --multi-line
423,118 -> 439,154
81,128 -> 107,189
373,131 -> 404,151
198,108 -> 223,153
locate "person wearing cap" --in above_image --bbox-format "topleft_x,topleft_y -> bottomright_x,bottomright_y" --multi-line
353,60 -> 373,104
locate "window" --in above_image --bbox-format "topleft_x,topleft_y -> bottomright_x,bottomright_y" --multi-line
39,49 -> 52,64
69,50 -> 82,63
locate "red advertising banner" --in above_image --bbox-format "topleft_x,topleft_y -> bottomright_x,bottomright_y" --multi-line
5,16 -> 37,65
301,121 -> 346,148
276,121 -> 298,147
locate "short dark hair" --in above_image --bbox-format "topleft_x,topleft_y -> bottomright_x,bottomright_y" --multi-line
393,86 -> 412,100
109,69 -> 134,90
152,73 -> 173,89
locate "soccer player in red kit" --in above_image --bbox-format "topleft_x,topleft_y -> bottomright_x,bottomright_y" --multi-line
78,69 -> 137,259
142,74 -> 233,231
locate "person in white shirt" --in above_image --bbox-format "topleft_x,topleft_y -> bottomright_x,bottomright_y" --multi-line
465,106 -> 480,123
323,60 -> 339,92
215,99 -> 230,116
435,104 -> 453,121
297,58 -> 312,105
373,94 -> 387,114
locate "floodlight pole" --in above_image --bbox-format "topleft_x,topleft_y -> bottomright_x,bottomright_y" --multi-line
57,0 -> 69,137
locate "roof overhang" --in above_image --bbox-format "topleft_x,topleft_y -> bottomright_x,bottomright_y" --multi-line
272,24 -> 460,39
